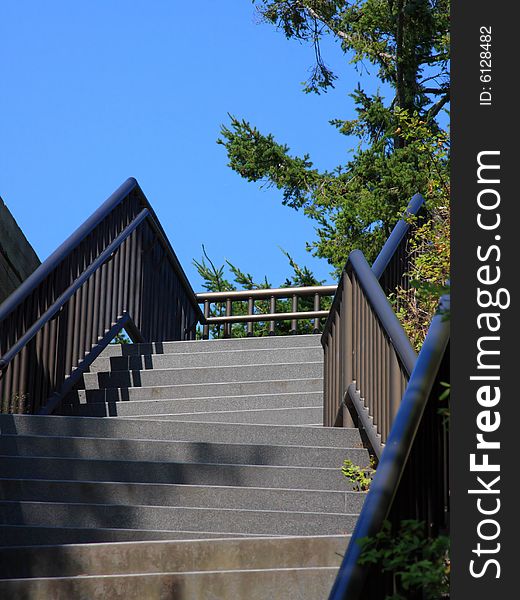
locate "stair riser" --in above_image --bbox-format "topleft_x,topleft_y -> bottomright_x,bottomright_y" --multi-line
0,567 -> 338,600
0,525 -> 251,547
100,335 -> 322,358
0,436 -> 368,468
67,377 -> 323,404
0,456 -> 356,491
126,407 -> 323,425
91,347 -> 323,372
0,479 -> 366,513
0,415 -> 362,448
61,392 -> 323,417
68,378 -> 323,403
0,535 -> 348,578
0,502 -> 358,536
84,363 -> 323,390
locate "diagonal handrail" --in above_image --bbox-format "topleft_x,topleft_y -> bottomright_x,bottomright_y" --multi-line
328,296 -> 450,599
0,178 -> 203,413
321,194 -> 425,451
371,192 -> 424,279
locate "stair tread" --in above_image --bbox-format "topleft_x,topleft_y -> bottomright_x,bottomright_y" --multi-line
0,332 -> 364,594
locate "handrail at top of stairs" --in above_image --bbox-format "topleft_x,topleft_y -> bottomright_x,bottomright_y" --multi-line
328,296 -> 450,599
321,194 -> 425,450
0,178 -> 203,413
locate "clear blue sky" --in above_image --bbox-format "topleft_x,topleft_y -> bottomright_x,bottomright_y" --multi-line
0,1 -> 382,290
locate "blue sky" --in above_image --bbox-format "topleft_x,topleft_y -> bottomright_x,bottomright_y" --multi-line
1,1 -> 383,290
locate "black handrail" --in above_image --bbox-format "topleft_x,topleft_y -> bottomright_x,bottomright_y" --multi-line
322,193 -> 425,341
348,250 -> 416,375
371,192 -> 424,279
0,178 -> 203,413
321,194 -> 423,441
0,209 -> 149,370
329,297 -> 450,599
0,178 -> 200,326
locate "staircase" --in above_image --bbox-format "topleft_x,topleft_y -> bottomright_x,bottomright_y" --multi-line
0,334 -> 368,599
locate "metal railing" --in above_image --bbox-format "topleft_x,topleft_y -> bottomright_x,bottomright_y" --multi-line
197,285 -> 337,339
329,297 -> 450,599
372,193 -> 425,301
0,178 -> 203,414
322,251 -> 417,453
321,195 -> 424,454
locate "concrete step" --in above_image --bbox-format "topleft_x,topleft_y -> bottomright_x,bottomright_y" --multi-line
61,392 -> 323,418
127,407 -> 323,425
0,535 -> 348,578
99,334 -> 322,358
0,501 -> 358,536
83,362 -> 323,390
0,525 -> 255,547
0,565 -> 338,600
0,479 -> 365,513
90,346 -> 323,373
0,434 -> 368,468
0,414 -> 362,448
67,377 -> 322,404
0,455 -> 356,491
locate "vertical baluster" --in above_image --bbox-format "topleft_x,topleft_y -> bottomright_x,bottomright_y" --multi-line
122,235 -> 131,315
388,350 -> 402,445
128,230 -> 137,325
224,298 -> 232,338
376,320 -> 382,439
247,297 -> 254,337
322,338 -> 328,426
372,315 -> 379,436
134,226 -> 143,333
203,300 -> 210,340
85,241 -> 96,352
47,306 -> 58,403
359,290 -> 365,404
291,294 -> 297,334
117,243 -> 125,319
313,293 -> 320,333
331,319 -> 336,419
342,275 -> 353,427
269,296 -> 276,335
367,305 -> 374,428
353,277 -> 359,387
33,315 -> 44,414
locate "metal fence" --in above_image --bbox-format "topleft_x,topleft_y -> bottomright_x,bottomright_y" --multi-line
321,194 -> 424,453
322,251 -> 417,453
329,297 -> 450,600
0,178 -> 202,414
197,285 -> 337,338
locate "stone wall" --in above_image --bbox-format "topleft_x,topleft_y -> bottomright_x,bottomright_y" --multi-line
0,196 -> 41,305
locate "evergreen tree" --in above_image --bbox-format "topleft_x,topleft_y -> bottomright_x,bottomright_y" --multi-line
218,0 -> 450,270
194,246 -> 331,338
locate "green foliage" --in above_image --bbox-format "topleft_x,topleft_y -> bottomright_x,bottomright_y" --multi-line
111,330 -> 131,345
358,520 -> 450,599
389,113 -> 450,349
438,381 -> 450,425
218,1 -> 450,273
194,246 -> 331,338
2,392 -> 30,414
341,457 -> 375,491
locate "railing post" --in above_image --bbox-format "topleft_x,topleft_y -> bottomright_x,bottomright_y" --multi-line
313,293 -> 320,333
247,297 -> 254,337
269,296 -> 276,336
388,349 -> 403,443
203,300 -> 210,340
343,274 -> 355,427
291,294 -> 297,334
224,298 -> 232,338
